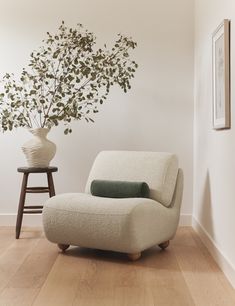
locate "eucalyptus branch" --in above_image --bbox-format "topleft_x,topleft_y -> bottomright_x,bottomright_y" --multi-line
18,91 -> 33,128
0,21 -> 138,134
40,79 -> 47,118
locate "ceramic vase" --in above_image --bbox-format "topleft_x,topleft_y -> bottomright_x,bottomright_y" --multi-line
22,128 -> 56,167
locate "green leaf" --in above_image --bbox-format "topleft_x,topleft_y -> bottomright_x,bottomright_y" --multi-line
67,75 -> 74,82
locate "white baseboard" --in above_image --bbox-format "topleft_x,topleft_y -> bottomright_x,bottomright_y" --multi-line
192,217 -> 235,289
0,213 -> 192,227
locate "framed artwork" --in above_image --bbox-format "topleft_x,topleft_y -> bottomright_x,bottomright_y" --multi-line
212,19 -> 230,130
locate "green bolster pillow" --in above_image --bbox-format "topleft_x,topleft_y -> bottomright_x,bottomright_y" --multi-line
90,180 -> 150,198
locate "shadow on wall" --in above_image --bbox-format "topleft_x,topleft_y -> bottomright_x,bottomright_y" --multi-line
198,170 -> 215,240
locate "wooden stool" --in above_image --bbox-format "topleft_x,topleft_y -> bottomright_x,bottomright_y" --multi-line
16,166 -> 58,239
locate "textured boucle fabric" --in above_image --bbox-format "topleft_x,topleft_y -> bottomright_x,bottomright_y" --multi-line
85,151 -> 178,207
90,180 -> 150,198
43,169 -> 183,254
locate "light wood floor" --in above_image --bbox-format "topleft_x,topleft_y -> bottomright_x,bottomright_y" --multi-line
0,227 -> 234,306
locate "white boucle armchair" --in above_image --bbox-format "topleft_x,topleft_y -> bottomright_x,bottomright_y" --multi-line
43,151 -> 183,260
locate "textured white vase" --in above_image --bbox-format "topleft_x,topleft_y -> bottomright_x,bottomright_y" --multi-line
22,128 -> 56,168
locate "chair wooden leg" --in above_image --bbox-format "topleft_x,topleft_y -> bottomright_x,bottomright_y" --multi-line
16,173 -> 29,239
127,252 -> 141,261
58,243 -> 70,252
158,240 -> 170,250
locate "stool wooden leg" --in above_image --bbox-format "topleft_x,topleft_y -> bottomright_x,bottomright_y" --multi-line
47,172 -> 55,197
16,173 -> 29,239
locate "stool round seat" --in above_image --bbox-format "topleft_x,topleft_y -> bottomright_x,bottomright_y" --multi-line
17,167 -> 58,174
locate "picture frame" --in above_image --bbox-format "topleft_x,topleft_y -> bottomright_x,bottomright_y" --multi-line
212,19 -> 230,130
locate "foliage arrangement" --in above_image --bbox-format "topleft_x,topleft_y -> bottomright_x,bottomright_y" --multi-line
0,21 -> 137,134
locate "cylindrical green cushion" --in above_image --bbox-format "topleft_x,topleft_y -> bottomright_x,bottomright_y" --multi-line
90,180 -> 150,198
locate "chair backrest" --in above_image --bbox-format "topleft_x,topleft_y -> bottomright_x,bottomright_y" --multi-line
85,151 -> 179,207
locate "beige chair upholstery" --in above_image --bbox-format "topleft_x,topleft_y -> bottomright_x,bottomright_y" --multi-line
43,151 -> 183,257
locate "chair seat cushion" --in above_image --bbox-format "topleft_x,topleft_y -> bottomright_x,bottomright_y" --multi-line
43,193 -> 178,253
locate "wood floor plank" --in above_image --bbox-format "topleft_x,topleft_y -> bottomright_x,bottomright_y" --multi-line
0,229 -> 42,294
72,250 -> 141,306
0,288 -> 40,306
173,227 -> 235,306
136,248 -> 195,306
35,246 -> 195,306
0,227 -> 15,255
6,237 -> 58,289
0,236 -> 58,306
32,252 -> 85,306
0,227 -> 234,306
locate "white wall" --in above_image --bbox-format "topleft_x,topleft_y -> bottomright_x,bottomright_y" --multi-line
0,0 -> 194,221
194,0 -> 235,285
